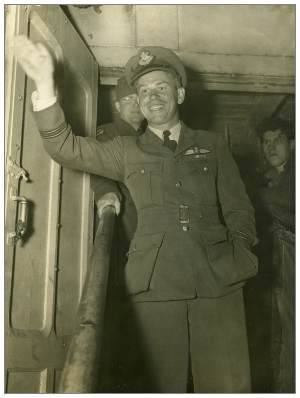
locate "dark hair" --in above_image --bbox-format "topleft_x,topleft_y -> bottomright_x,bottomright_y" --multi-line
256,117 -> 294,141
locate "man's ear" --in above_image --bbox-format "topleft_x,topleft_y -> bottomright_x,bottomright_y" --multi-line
177,87 -> 185,105
115,101 -> 121,113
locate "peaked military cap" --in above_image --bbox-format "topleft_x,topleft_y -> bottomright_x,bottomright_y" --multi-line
125,46 -> 187,87
115,76 -> 137,100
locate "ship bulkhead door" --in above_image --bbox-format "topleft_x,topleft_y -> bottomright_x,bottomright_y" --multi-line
5,5 -> 98,392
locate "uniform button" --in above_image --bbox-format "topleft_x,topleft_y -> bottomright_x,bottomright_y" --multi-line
203,166 -> 209,172
140,169 -> 145,174
182,225 -> 190,231
175,181 -> 182,187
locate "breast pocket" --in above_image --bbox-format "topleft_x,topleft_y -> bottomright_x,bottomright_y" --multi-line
179,157 -> 217,204
125,232 -> 165,295
126,162 -> 164,209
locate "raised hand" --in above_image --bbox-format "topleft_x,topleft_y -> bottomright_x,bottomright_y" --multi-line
13,35 -> 55,96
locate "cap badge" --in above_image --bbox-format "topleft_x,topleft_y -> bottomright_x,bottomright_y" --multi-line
138,51 -> 154,66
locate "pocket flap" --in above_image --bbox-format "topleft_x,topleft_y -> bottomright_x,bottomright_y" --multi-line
179,157 -> 216,176
130,231 -> 165,253
126,162 -> 163,178
204,233 -> 258,287
200,227 -> 228,244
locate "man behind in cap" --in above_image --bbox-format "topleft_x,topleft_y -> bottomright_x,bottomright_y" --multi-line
14,37 -> 258,393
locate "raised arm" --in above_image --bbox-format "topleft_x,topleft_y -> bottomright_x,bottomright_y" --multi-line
13,36 -> 124,182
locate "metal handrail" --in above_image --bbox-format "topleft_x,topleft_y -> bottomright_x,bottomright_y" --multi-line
58,204 -> 116,393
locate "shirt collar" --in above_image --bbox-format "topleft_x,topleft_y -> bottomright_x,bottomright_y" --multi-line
148,122 -> 181,143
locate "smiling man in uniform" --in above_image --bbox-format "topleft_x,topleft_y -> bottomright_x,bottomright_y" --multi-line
14,37 -> 258,393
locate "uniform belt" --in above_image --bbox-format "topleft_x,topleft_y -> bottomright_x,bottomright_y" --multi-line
137,205 -> 220,230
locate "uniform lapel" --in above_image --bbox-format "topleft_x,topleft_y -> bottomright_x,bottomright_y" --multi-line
137,127 -> 170,156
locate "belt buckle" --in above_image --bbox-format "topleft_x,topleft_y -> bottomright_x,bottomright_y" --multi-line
179,204 -> 190,224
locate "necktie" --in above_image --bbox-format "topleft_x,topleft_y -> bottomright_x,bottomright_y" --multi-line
163,130 -> 177,152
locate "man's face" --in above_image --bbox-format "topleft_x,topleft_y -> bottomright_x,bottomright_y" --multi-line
262,129 -> 292,169
135,70 -> 185,129
117,94 -> 144,127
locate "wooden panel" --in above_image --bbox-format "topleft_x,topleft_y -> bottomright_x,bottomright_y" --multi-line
68,4 -> 136,47
136,5 -> 178,48
184,53 -> 295,81
99,66 -> 295,94
69,4 -> 295,81
179,5 -> 295,56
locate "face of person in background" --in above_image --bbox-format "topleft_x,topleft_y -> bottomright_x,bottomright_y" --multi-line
262,129 -> 293,170
135,70 -> 185,130
115,94 -> 144,129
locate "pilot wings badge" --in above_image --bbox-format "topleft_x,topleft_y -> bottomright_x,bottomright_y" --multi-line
184,147 -> 211,158
138,51 -> 154,66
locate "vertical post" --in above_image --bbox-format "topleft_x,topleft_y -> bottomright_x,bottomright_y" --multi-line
58,205 -> 116,393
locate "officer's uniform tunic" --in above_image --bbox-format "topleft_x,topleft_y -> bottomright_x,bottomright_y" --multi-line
34,102 -> 258,392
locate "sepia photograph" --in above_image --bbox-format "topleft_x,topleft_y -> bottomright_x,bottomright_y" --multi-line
4,3 -> 295,393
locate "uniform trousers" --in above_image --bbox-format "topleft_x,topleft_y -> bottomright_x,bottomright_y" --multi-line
118,288 -> 251,393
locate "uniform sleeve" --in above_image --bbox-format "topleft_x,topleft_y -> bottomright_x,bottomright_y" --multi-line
32,102 -> 124,182
216,135 -> 257,246
91,124 -> 124,201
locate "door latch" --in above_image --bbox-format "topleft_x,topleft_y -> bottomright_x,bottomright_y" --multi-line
7,157 -> 29,182
7,192 -> 30,245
